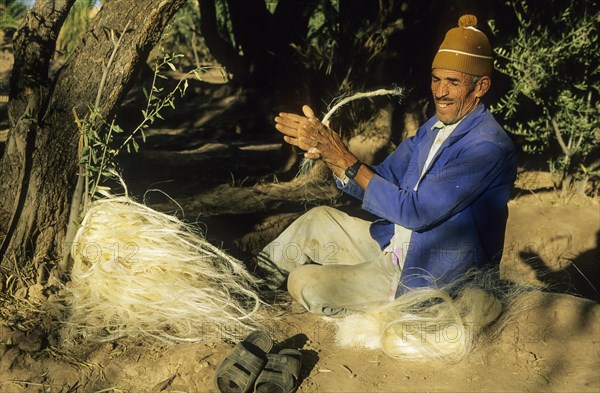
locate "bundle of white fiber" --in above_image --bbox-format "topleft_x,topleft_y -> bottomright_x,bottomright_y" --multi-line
334,270 -> 523,363
62,196 -> 263,345
298,86 -> 405,177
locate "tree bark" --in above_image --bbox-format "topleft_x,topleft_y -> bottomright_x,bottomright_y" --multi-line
0,0 -> 76,280
198,0 -> 248,83
0,0 -> 186,286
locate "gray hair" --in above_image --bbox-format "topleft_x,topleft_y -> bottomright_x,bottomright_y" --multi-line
470,75 -> 482,89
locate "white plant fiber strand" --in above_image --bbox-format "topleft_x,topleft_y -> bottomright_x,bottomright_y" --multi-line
298,86 -> 405,177
63,196 -> 264,345
322,87 -> 405,125
334,269 -> 527,363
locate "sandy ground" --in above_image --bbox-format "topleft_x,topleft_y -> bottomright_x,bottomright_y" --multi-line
0,61 -> 599,392
0,200 -> 598,393
1,135 -> 598,393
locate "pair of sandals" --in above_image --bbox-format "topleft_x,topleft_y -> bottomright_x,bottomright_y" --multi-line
214,330 -> 302,393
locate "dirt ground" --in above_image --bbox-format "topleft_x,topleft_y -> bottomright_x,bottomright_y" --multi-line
0,61 -> 599,392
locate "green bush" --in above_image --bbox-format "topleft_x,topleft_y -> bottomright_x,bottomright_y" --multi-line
290,0 -> 403,135
0,0 -> 28,41
491,0 -> 599,196
160,0 -> 216,68
55,0 -> 97,59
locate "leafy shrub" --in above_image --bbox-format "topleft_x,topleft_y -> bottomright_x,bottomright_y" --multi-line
0,0 -> 28,42
490,0 -> 599,196
159,0 -> 217,68
56,0 -> 98,59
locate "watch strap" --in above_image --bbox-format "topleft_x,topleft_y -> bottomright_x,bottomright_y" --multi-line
344,160 -> 363,180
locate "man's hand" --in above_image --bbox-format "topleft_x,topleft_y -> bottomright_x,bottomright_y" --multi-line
274,104 -> 374,189
274,105 -> 357,176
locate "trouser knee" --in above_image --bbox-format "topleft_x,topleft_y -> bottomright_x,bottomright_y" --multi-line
287,266 -> 312,304
287,265 -> 348,317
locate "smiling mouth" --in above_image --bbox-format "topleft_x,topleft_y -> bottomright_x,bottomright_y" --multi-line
437,102 -> 451,108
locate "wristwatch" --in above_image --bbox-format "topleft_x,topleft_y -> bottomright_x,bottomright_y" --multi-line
344,160 -> 363,180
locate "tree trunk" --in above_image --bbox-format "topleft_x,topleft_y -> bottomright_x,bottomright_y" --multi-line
198,0 -> 248,84
0,0 -> 76,282
0,0 -> 186,288
198,0 -> 318,91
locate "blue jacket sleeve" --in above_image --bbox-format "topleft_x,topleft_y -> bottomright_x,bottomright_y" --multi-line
362,141 -> 510,231
337,130 -> 419,200
372,132 -> 418,185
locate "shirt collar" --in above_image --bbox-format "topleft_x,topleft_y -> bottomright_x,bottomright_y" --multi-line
431,120 -> 445,130
430,118 -> 463,132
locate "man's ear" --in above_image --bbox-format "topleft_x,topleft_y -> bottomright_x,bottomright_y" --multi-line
476,76 -> 491,98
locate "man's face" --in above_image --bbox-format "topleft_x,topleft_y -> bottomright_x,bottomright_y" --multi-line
431,69 -> 483,125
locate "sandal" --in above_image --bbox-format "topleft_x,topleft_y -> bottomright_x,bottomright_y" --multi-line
254,348 -> 302,393
213,330 -> 273,393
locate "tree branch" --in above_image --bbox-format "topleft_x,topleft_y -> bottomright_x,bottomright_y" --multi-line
552,119 -> 572,158
587,159 -> 600,173
9,0 -> 75,123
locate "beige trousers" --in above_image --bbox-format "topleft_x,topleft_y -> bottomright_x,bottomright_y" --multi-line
257,206 -> 400,316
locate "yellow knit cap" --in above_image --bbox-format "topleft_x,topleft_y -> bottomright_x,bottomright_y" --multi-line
432,15 -> 493,76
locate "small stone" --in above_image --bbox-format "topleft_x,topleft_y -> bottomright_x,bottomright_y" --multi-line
0,326 -> 24,346
18,330 -> 43,353
15,287 -> 27,299
0,348 -> 20,372
28,283 -> 46,303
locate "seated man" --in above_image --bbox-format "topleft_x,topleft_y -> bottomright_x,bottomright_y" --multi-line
257,15 -> 516,317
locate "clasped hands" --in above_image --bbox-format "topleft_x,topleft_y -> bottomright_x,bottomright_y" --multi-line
274,105 -> 356,174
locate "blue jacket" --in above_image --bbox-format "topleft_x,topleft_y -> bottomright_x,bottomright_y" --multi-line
338,104 -> 516,296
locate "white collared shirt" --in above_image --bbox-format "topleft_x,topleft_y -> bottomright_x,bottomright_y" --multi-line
413,119 -> 462,191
